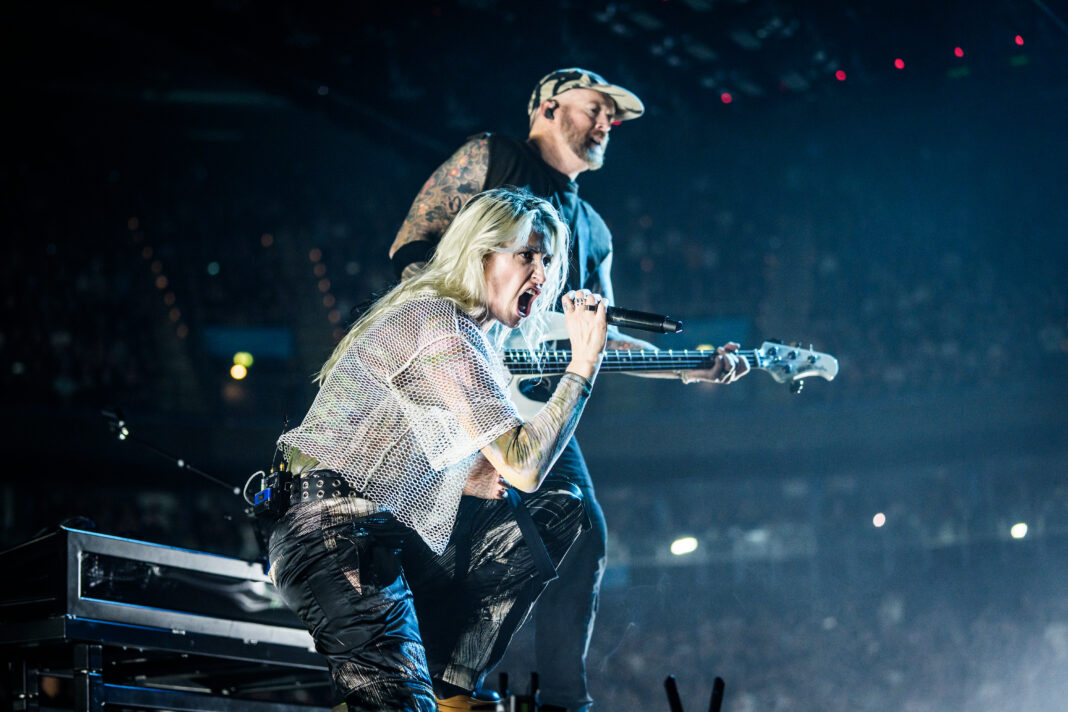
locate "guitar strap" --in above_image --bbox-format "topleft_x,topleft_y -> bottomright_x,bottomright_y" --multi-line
502,488 -> 559,584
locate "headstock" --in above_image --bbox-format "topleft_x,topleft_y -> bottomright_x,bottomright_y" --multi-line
755,341 -> 839,387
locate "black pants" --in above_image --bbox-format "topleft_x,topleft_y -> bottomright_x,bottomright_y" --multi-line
532,439 -> 606,712
268,485 -> 585,711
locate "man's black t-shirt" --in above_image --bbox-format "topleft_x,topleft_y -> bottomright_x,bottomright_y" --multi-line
482,133 -> 614,297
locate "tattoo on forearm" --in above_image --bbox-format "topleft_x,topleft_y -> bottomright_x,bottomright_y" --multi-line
493,373 -> 592,489
390,136 -> 490,256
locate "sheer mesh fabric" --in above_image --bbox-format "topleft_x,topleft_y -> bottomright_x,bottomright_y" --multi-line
279,298 -> 521,553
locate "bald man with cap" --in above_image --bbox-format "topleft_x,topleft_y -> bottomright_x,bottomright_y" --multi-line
390,67 -> 746,712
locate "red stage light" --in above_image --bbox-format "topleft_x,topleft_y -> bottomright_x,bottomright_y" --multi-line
954,47 -> 964,58
835,70 -> 847,81
720,92 -> 733,104
894,58 -> 905,69
1015,35 -> 1024,46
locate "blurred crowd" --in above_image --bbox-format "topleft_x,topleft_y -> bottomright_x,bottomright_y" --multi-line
600,453 -> 1068,566
571,543 -> 1068,712
602,162 -> 1067,401
2,122 -> 404,416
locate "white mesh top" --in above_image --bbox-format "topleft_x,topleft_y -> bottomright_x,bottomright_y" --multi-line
278,297 -> 522,553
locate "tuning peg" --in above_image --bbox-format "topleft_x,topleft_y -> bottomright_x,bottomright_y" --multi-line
790,379 -> 804,395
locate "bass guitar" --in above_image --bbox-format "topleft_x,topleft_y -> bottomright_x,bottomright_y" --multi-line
502,313 -> 838,419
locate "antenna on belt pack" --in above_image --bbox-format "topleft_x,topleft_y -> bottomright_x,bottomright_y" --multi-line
245,415 -> 295,522
101,407 -> 239,495
246,461 -> 295,521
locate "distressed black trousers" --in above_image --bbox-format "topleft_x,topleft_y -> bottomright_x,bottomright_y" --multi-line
532,439 -> 606,712
268,483 -> 585,711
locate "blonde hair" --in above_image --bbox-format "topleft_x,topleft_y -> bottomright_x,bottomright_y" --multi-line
317,187 -> 569,384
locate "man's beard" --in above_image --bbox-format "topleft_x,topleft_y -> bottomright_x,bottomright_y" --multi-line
562,113 -> 608,170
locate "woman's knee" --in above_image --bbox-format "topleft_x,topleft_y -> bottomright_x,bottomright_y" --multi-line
524,484 -> 587,557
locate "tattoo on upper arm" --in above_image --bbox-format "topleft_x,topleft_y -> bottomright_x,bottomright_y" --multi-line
390,137 -> 490,256
401,262 -> 427,281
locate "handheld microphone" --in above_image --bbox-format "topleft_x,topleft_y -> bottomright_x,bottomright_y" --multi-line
605,306 -> 683,334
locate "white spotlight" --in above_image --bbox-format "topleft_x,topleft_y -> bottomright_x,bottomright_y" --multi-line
873,512 -> 886,528
1010,522 -> 1028,539
670,536 -> 699,556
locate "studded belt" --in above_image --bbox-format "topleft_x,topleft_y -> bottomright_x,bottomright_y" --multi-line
290,471 -> 356,506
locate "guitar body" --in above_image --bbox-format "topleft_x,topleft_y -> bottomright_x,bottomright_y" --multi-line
504,313 -> 572,420
502,312 -> 838,419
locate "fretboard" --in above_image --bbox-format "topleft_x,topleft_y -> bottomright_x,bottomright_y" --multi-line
502,349 -> 759,376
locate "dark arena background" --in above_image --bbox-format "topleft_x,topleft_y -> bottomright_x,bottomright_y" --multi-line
3,1 -> 1068,711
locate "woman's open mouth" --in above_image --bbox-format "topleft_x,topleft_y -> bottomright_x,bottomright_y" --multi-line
517,289 -> 538,318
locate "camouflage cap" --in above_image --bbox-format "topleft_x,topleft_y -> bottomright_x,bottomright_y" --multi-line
528,68 -> 644,122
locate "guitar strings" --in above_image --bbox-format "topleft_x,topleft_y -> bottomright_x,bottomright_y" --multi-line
502,350 -> 759,375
